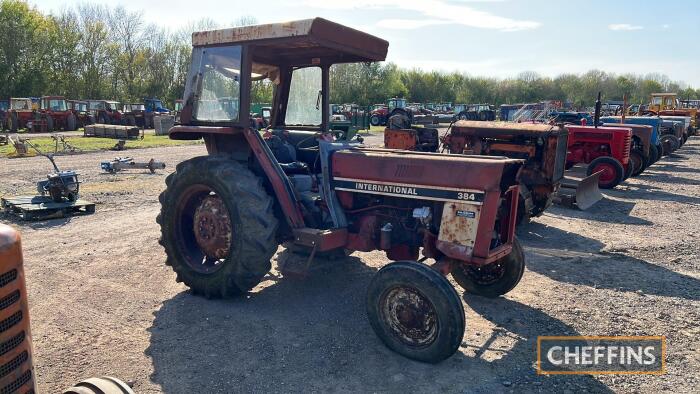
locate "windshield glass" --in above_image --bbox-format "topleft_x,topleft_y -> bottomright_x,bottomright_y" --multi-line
195,45 -> 242,122
106,102 -> 120,111
174,101 -> 183,111
47,99 -> 67,111
285,67 -> 322,126
10,99 -> 30,110
89,101 -> 104,110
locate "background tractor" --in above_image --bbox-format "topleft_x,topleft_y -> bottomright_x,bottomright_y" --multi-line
67,100 -> 95,128
87,99 -> 123,124
34,96 -> 78,132
453,104 -> 496,121
6,97 -> 35,132
647,92 -> 698,134
161,18 -> 526,363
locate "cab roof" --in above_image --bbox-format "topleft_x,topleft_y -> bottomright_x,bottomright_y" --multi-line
191,17 -> 388,65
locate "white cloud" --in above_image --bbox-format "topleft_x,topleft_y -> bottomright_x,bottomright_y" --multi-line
376,19 -> 450,29
608,24 -> 643,31
304,0 -> 540,32
662,24 -> 670,29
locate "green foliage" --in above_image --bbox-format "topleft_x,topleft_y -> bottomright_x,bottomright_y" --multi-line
0,0 -> 698,109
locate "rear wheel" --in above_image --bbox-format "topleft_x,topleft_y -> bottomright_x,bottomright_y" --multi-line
46,115 -> 54,132
629,148 -> 647,176
451,238 -> 525,298
586,156 -> 624,189
8,112 -> 18,132
648,144 -> 660,164
660,135 -> 680,154
370,115 -> 381,126
157,156 -> 279,298
367,261 -> 465,363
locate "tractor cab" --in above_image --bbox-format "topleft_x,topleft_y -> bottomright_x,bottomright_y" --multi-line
144,98 -> 169,113
10,98 -> 33,111
388,98 -> 407,111
39,96 -> 70,114
649,93 -> 679,111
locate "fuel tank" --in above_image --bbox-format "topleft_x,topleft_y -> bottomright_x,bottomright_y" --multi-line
331,148 -> 522,194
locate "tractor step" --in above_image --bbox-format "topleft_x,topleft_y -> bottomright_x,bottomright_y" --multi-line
553,165 -> 604,210
1,195 -> 95,221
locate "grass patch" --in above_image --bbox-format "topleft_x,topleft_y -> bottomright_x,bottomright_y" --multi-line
1,134 -> 201,156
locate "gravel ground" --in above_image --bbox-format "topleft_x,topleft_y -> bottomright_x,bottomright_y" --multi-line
0,136 -> 698,393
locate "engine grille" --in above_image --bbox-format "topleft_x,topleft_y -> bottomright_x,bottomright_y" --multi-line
0,226 -> 36,394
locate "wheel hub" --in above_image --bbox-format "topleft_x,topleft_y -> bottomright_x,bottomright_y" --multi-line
193,195 -> 232,260
382,287 -> 437,347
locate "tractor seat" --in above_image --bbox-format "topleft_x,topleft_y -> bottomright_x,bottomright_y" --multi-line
265,134 -> 310,175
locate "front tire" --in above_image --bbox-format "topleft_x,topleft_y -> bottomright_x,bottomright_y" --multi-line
587,156 -> 624,189
451,238 -> 525,298
157,156 -> 279,298
370,115 -> 381,126
367,261 -> 465,363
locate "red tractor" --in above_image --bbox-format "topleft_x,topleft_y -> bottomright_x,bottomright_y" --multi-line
5,98 -> 35,132
162,18 -> 526,363
369,99 -> 405,126
67,100 -> 95,128
33,96 -> 78,132
565,125 -> 633,189
87,100 -> 123,125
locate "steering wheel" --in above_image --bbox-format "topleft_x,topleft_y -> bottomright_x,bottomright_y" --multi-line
295,133 -> 320,152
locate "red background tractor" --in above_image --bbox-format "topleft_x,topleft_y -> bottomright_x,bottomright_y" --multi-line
565,125 -> 633,189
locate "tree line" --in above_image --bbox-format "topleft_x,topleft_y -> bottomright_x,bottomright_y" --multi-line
1,0 -> 698,110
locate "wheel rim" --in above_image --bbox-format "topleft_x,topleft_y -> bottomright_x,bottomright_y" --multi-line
380,286 -> 438,348
592,162 -> 617,184
462,261 -> 505,285
175,184 -> 232,274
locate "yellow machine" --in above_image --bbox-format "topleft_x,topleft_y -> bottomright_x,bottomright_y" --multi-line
648,92 -> 698,133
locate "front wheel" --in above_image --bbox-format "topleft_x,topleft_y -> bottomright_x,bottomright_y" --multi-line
370,114 -> 381,126
451,238 -> 525,298
367,261 -> 465,363
587,156 -> 624,189
157,156 -> 279,298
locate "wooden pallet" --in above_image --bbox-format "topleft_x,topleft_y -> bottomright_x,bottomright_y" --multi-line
84,124 -> 141,139
1,196 -> 95,221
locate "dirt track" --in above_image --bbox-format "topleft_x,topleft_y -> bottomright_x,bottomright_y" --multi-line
0,137 -> 698,393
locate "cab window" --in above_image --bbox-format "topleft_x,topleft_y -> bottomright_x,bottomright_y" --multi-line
195,45 -> 242,122
285,67 -> 322,126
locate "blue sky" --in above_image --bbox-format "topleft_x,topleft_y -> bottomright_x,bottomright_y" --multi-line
31,0 -> 700,87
